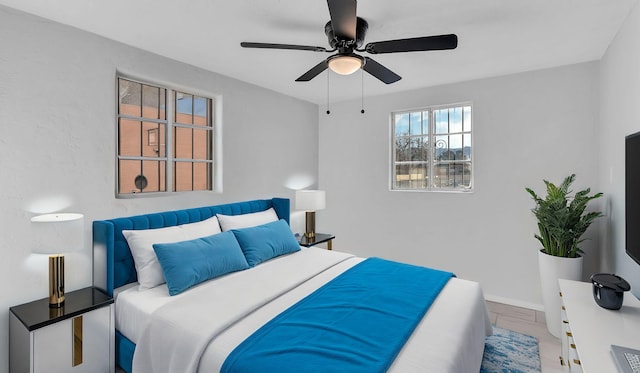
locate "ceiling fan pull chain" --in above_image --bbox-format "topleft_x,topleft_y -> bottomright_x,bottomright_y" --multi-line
360,68 -> 365,114
326,71 -> 331,115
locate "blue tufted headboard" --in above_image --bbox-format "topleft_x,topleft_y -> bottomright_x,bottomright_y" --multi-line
92,198 -> 290,296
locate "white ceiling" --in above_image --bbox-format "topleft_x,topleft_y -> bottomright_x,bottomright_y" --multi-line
1,0 -> 638,104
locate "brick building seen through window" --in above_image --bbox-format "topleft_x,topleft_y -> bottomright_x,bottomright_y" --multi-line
117,78 -> 214,195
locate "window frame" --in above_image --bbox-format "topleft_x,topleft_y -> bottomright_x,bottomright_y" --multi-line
116,76 -> 217,197
390,102 -> 473,193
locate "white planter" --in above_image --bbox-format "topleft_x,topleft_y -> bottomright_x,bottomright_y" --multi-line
538,250 -> 583,338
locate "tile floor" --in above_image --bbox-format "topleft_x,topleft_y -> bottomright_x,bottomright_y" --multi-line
487,300 -> 564,373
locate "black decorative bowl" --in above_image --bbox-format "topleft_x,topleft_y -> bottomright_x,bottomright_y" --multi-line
591,273 -> 631,310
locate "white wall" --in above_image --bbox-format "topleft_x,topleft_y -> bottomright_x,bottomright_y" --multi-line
319,62 -> 601,309
599,1 -> 640,298
0,6 -> 318,372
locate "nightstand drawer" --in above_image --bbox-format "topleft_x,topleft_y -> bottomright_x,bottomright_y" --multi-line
32,306 -> 111,372
9,287 -> 114,373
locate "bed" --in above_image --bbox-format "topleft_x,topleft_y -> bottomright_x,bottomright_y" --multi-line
93,198 -> 492,372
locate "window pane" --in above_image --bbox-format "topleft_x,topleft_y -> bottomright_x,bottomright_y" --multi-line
175,92 -> 193,124
421,137 -> 431,162
119,79 -> 141,117
193,162 -> 211,191
142,122 -> 164,157
119,119 -> 141,157
158,124 -> 166,157
159,89 -> 166,120
435,109 -> 449,134
463,106 -> 471,132
118,159 -> 140,194
449,134 -> 463,160
118,160 -> 166,193
174,162 -> 193,191
142,160 -> 165,192
394,163 -> 427,189
435,135 -> 450,160
433,162 -> 470,190
193,96 -> 208,126
395,113 -> 409,136
192,129 -> 211,160
410,136 -> 429,161
449,107 -> 463,133
423,111 -> 430,135
409,112 -> 423,136
411,164 -> 428,189
142,84 -> 161,119
394,164 -> 410,188
395,137 -> 410,162
463,134 -> 471,160
433,163 -> 453,188
462,161 -> 472,188
174,127 -> 193,159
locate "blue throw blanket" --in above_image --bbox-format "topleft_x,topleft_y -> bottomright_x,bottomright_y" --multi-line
221,257 -> 454,373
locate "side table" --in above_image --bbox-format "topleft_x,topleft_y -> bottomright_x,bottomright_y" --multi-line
9,286 -> 115,373
297,233 -> 335,250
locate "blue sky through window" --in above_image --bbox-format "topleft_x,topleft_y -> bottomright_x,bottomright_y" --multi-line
176,95 -> 207,117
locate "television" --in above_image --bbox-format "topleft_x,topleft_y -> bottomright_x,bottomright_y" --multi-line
626,131 -> 640,265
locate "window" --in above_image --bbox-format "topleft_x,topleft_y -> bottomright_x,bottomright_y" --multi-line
117,78 -> 215,195
391,103 -> 472,191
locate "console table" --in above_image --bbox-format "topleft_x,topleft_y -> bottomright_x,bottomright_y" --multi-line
559,279 -> 640,372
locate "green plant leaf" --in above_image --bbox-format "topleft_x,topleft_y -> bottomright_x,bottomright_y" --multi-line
525,174 -> 602,257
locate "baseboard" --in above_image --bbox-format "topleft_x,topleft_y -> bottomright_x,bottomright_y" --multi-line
484,293 -> 544,311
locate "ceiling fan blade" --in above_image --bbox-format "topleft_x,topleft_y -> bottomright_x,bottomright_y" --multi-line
363,57 -> 401,84
327,0 -> 357,40
295,60 -> 329,82
241,42 -> 328,52
365,34 -> 458,54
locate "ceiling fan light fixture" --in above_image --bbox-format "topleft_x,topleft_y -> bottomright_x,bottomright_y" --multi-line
328,55 -> 363,75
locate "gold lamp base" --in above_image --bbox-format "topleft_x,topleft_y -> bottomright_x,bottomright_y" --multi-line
304,211 -> 316,239
49,255 -> 65,308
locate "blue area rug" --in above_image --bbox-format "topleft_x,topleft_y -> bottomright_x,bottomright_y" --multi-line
480,327 -> 541,373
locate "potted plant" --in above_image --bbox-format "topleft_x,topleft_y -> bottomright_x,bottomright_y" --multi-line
525,174 -> 603,338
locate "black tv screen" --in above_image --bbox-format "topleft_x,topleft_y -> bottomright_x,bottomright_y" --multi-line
627,131 -> 640,265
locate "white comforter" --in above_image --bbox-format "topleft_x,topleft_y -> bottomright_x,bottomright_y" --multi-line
119,248 -> 492,373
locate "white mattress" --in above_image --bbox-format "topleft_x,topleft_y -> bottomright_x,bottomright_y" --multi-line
116,248 -> 491,372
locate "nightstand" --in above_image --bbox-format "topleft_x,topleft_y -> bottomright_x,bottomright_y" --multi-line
9,286 -> 115,373
297,233 -> 335,250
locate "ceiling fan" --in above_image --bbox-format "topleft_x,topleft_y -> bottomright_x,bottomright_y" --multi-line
240,0 -> 458,84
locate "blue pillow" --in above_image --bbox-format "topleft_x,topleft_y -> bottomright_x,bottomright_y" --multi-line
231,219 -> 301,267
153,231 -> 249,296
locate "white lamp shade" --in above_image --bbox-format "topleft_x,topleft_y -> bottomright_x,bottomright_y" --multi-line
31,213 -> 84,254
296,190 -> 326,211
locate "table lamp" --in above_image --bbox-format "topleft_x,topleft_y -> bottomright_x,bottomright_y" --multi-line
296,190 -> 326,239
31,213 -> 84,308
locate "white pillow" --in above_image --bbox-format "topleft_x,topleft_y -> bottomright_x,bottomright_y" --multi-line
179,215 -> 223,237
123,216 -> 222,290
217,208 -> 279,231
